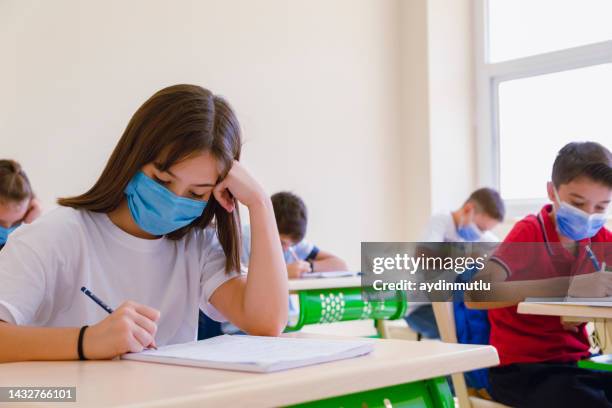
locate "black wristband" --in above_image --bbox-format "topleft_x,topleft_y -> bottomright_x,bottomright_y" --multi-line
308,259 -> 314,273
78,325 -> 89,361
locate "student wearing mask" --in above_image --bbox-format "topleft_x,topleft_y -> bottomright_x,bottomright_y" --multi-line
241,191 -> 348,278
406,188 -> 505,339
468,141 -> 612,407
0,84 -> 288,362
0,159 -> 41,250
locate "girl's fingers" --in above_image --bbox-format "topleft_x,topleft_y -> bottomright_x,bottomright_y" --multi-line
131,323 -> 154,349
213,182 -> 235,213
23,200 -> 42,223
127,333 -> 145,353
131,312 -> 157,337
132,303 -> 161,322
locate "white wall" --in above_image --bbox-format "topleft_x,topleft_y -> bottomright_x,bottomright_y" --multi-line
397,0 -> 477,240
0,0 -> 407,268
427,0 -> 477,214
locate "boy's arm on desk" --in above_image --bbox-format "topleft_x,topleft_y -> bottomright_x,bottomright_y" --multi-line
311,249 -> 349,272
465,261 -> 573,310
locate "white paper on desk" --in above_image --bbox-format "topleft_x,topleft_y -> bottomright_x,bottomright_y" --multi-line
301,271 -> 361,279
526,296 -> 612,307
121,335 -> 374,373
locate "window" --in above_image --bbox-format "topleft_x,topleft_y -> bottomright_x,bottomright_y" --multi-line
475,0 -> 612,215
488,0 -> 612,63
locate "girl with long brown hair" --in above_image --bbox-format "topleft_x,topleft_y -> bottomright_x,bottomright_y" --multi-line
0,85 -> 287,361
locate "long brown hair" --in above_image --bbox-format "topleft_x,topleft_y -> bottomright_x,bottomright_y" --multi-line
0,159 -> 33,203
58,84 -> 242,273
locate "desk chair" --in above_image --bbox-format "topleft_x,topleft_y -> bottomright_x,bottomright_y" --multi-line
432,302 -> 510,408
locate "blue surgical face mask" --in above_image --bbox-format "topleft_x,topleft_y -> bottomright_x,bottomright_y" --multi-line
457,213 -> 482,242
457,223 -> 482,241
0,224 -> 20,246
124,171 -> 207,236
553,187 -> 607,241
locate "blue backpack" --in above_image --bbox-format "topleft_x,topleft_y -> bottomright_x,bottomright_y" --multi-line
453,269 -> 492,395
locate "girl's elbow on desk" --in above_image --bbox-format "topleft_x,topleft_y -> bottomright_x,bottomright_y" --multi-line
245,314 -> 287,337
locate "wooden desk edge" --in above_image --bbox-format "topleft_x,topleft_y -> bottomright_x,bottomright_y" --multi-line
114,344 -> 499,408
518,302 -> 612,319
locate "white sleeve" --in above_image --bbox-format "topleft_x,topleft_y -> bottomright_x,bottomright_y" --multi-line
420,214 -> 449,242
0,237 -> 48,325
199,229 -> 243,322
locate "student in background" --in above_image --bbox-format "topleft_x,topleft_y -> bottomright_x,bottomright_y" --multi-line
198,191 -> 349,338
468,141 -> 612,407
0,84 -> 288,362
0,159 -> 41,250
241,191 -> 349,278
405,188 -> 505,339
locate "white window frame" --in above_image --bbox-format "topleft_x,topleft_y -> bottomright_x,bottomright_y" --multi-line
474,0 -> 612,218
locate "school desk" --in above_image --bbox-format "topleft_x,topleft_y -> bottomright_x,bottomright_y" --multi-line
0,333 -> 499,408
286,277 -> 406,336
518,301 -> 612,360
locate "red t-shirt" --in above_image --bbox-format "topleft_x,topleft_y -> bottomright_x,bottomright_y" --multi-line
488,204 -> 612,366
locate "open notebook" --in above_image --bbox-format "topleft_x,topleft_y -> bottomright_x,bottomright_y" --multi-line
301,271 -> 361,279
121,334 -> 374,373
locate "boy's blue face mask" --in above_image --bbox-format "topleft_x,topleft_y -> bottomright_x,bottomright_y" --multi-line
553,187 -> 607,241
0,224 -> 20,245
124,171 -> 207,236
456,209 -> 482,242
457,223 -> 482,241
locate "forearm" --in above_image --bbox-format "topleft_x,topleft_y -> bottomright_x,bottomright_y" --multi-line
466,276 -> 571,305
244,199 -> 288,333
0,322 -> 79,362
312,256 -> 348,272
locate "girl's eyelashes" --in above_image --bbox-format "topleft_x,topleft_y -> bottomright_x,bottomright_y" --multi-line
151,172 -> 208,199
153,175 -> 170,186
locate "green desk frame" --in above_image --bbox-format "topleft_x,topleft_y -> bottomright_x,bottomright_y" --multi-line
288,377 -> 453,408
285,287 -> 407,333
285,287 -> 453,407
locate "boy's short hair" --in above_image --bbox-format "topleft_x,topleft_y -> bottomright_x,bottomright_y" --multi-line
271,191 -> 307,243
552,141 -> 612,188
0,159 -> 32,204
466,188 -> 505,222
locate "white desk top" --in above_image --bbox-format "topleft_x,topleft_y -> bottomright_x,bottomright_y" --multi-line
288,277 -> 361,291
518,302 -> 612,319
1,333 -> 499,408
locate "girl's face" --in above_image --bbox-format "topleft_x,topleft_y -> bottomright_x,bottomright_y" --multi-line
141,150 -> 221,202
0,198 -> 29,228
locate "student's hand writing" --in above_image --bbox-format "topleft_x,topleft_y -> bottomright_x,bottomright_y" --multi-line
83,301 -> 160,359
567,272 -> 612,298
287,261 -> 311,279
213,161 -> 267,212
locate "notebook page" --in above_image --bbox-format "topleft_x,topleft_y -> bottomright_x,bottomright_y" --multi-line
132,335 -> 373,365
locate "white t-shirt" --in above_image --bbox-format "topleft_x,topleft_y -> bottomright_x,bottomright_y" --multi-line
421,212 -> 498,243
0,207 -> 241,346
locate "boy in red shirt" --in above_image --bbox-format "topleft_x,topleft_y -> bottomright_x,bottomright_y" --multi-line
468,141 -> 612,407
